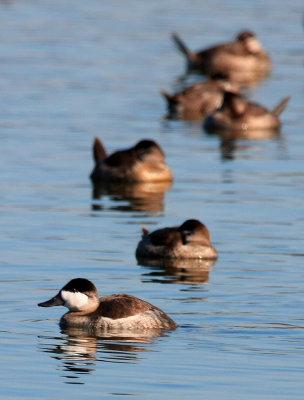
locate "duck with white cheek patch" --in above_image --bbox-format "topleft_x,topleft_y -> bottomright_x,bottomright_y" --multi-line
38,278 -> 177,331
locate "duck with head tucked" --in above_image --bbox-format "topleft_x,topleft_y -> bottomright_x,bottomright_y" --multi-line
90,138 -> 173,183
38,278 -> 177,331
136,219 -> 217,259
161,74 -> 239,121
204,91 -> 290,133
172,30 -> 271,84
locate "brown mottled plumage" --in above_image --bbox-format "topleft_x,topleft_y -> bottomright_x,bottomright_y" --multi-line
136,219 -> 217,259
172,30 -> 271,84
161,76 -> 239,121
204,92 -> 290,133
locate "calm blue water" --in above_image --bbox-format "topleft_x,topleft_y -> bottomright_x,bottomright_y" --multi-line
0,0 -> 304,399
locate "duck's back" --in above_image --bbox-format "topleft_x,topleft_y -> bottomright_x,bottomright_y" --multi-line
61,293 -> 177,330
148,227 -> 180,247
105,150 -> 136,168
99,294 -> 158,319
196,41 -> 270,77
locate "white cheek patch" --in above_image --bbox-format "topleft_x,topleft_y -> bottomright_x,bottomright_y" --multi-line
61,290 -> 88,310
246,38 -> 262,53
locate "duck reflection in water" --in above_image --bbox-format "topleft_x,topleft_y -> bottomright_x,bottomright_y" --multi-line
91,180 -> 172,212
219,133 -> 284,161
138,257 -> 216,285
38,328 -> 168,384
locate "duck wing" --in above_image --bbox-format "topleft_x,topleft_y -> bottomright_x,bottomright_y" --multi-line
148,227 -> 181,247
105,150 -> 136,168
99,294 -> 158,319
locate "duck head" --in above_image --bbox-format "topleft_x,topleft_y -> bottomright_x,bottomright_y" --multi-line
236,30 -> 263,54
178,219 -> 211,246
38,278 -> 100,313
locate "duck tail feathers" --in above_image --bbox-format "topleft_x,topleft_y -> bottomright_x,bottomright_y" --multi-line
272,96 -> 290,117
172,33 -> 193,60
93,137 -> 107,164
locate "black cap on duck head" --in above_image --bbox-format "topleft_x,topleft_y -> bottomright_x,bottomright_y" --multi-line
134,140 -> 160,152
236,30 -> 256,41
179,219 -> 206,232
38,278 -> 97,309
61,278 -> 97,294
134,140 -> 165,161
236,31 -> 262,54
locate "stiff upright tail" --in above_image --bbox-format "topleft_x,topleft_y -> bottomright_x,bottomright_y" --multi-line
160,90 -> 173,102
93,137 -> 107,164
272,96 -> 290,117
142,226 -> 149,237
172,33 -> 193,60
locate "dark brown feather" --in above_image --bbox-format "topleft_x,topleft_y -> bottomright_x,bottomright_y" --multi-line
148,227 -> 181,247
97,294 -> 161,319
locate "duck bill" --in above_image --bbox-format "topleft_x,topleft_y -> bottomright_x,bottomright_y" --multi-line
38,293 -> 64,307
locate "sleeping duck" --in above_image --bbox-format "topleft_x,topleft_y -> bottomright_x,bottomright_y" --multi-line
136,219 -> 217,259
161,75 -> 239,121
172,30 -> 271,84
204,91 -> 290,133
90,138 -> 173,183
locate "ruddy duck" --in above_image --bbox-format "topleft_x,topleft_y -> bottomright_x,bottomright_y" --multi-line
38,278 -> 177,330
136,219 -> 217,259
204,91 -> 290,132
161,75 -> 239,121
90,138 -> 173,183
172,31 -> 271,83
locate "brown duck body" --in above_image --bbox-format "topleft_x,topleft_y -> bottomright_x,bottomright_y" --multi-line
61,293 -> 177,330
38,278 -> 177,331
173,31 -> 271,84
136,219 -> 217,260
90,138 -> 173,183
204,92 -> 290,132
162,77 -> 239,121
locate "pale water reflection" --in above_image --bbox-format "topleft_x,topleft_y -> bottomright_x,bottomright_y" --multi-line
218,134 -> 284,161
139,257 -> 215,285
38,328 -> 170,385
92,181 -> 172,213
